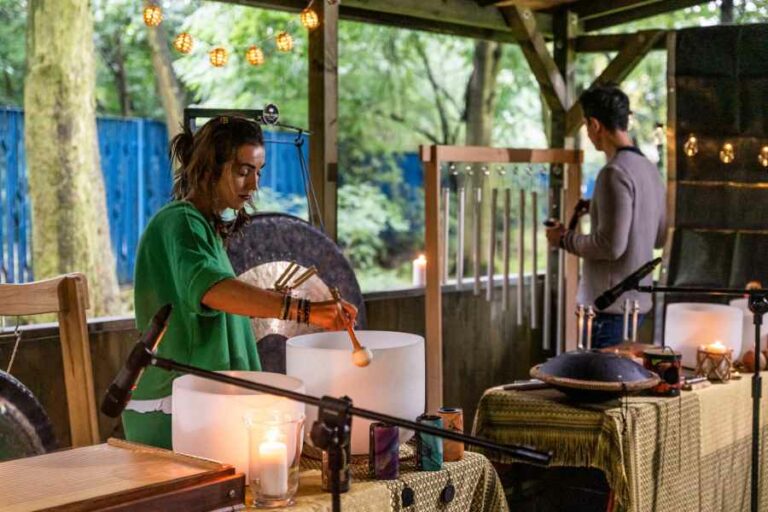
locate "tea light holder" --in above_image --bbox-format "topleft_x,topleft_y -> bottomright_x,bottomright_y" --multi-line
695,344 -> 733,381
244,411 -> 305,508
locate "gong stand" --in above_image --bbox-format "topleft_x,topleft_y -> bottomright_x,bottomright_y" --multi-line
420,145 -> 583,412
138,353 -> 551,512
635,283 -> 768,512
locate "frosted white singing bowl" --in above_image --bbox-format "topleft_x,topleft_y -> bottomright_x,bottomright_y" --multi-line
286,331 -> 425,455
664,303 -> 743,368
172,371 -> 305,477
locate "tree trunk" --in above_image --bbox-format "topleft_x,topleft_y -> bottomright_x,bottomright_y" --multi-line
24,0 -> 121,316
464,40 -> 502,277
465,41 -> 501,146
145,11 -> 185,143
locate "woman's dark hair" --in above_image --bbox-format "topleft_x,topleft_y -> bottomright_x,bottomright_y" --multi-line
170,115 -> 264,241
579,83 -> 631,132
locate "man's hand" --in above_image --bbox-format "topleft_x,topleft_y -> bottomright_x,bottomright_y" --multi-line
545,220 -> 566,248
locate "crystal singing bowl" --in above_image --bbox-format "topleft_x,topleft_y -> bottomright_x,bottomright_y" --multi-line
286,330 -> 426,455
172,371 -> 305,477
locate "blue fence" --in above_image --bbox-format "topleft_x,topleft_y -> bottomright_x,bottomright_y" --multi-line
0,108 -> 314,284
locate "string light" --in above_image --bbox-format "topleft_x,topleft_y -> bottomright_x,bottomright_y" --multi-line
300,7 -> 319,30
759,146 -> 768,168
245,45 -> 265,66
683,134 -> 698,157
173,33 -> 194,54
275,32 -> 294,52
719,142 -> 735,164
143,5 -> 163,27
209,47 -> 229,67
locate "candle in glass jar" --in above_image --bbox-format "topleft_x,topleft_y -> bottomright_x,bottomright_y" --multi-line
703,341 -> 728,354
259,437 -> 288,496
412,254 -> 427,287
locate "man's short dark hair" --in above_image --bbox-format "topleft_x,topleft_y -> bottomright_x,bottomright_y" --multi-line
579,84 -> 630,132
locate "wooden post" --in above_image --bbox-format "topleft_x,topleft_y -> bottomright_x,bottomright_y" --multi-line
308,0 -> 339,239
551,9 -> 578,352
423,145 -> 442,412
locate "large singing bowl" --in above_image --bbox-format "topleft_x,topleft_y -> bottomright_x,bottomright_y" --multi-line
531,350 -> 660,402
172,371 -> 305,477
286,331 -> 425,455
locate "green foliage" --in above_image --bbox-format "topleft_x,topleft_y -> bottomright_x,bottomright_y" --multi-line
336,182 -> 409,271
0,0 -> 26,106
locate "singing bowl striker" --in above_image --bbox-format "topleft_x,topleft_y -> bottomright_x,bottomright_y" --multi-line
530,350 -> 660,402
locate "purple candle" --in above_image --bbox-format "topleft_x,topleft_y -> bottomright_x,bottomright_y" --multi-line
369,423 -> 399,480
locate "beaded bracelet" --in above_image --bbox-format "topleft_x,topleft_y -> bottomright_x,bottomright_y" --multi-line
279,294 -> 292,321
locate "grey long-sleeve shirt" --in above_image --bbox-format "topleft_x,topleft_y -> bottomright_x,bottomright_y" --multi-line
561,148 -> 666,314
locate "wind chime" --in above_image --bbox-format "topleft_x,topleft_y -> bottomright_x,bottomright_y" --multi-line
420,144 -> 583,411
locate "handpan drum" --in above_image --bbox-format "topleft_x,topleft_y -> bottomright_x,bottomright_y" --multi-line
227,213 -> 367,373
530,350 -> 660,402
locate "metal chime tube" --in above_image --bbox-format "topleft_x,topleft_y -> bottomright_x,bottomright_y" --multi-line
456,183 -> 465,291
487,188 -> 498,302
473,176 -> 483,296
631,300 -> 640,343
530,189 -> 538,329
576,305 -> 585,351
585,305 -> 595,350
622,299 -> 631,341
502,188 -> 511,311
556,188 -> 565,353
442,187 -> 450,285
543,249 -> 552,350
517,187 -> 525,326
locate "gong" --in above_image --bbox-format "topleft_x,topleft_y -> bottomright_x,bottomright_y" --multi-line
227,213 -> 366,373
0,370 -> 57,462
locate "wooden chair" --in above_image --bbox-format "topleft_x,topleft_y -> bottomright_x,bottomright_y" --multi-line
0,273 -> 99,446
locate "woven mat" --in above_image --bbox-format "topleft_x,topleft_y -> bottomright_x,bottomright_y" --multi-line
472,375 -> 768,512
246,450 -> 507,512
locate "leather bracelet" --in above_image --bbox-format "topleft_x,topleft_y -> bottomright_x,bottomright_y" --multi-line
279,294 -> 291,321
303,299 -> 311,325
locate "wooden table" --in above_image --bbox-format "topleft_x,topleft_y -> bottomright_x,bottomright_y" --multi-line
472,375 -> 768,512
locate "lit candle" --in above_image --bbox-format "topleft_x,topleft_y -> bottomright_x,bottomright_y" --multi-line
704,341 -> 728,354
412,254 -> 427,287
259,431 -> 288,496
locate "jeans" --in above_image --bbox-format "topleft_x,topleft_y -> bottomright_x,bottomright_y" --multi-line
587,312 -> 645,349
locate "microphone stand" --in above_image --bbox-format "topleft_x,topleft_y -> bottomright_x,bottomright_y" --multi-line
141,351 -> 551,512
633,283 -> 768,512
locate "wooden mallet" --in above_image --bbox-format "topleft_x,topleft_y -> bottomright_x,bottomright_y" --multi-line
330,287 -> 372,367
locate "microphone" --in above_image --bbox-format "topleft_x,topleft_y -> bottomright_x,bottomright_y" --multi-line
100,304 -> 173,418
594,258 -> 662,311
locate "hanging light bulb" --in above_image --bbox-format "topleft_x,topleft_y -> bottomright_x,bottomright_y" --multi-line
143,5 -> 163,27
245,45 -> 265,66
300,7 -> 320,30
275,32 -> 294,52
683,134 -> 698,157
173,33 -> 194,54
209,47 -> 229,67
758,146 -> 768,168
719,142 -> 735,164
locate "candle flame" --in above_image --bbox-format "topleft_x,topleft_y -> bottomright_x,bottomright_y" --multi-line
416,254 -> 426,264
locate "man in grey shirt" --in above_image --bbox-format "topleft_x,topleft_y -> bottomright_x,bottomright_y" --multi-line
546,84 -> 666,348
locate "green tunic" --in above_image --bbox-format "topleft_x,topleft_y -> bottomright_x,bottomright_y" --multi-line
123,201 -> 261,449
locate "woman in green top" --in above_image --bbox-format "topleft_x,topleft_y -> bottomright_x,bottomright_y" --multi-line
124,115 -> 357,449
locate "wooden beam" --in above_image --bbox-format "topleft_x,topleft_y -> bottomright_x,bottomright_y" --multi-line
219,0 -> 554,40
565,30 -> 665,136
575,30 -> 667,53
500,6 -> 567,113
572,0 -> 663,19
308,0 -> 339,238
582,0 -> 709,32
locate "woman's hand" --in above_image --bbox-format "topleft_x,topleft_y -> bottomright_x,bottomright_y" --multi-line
309,299 -> 358,331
